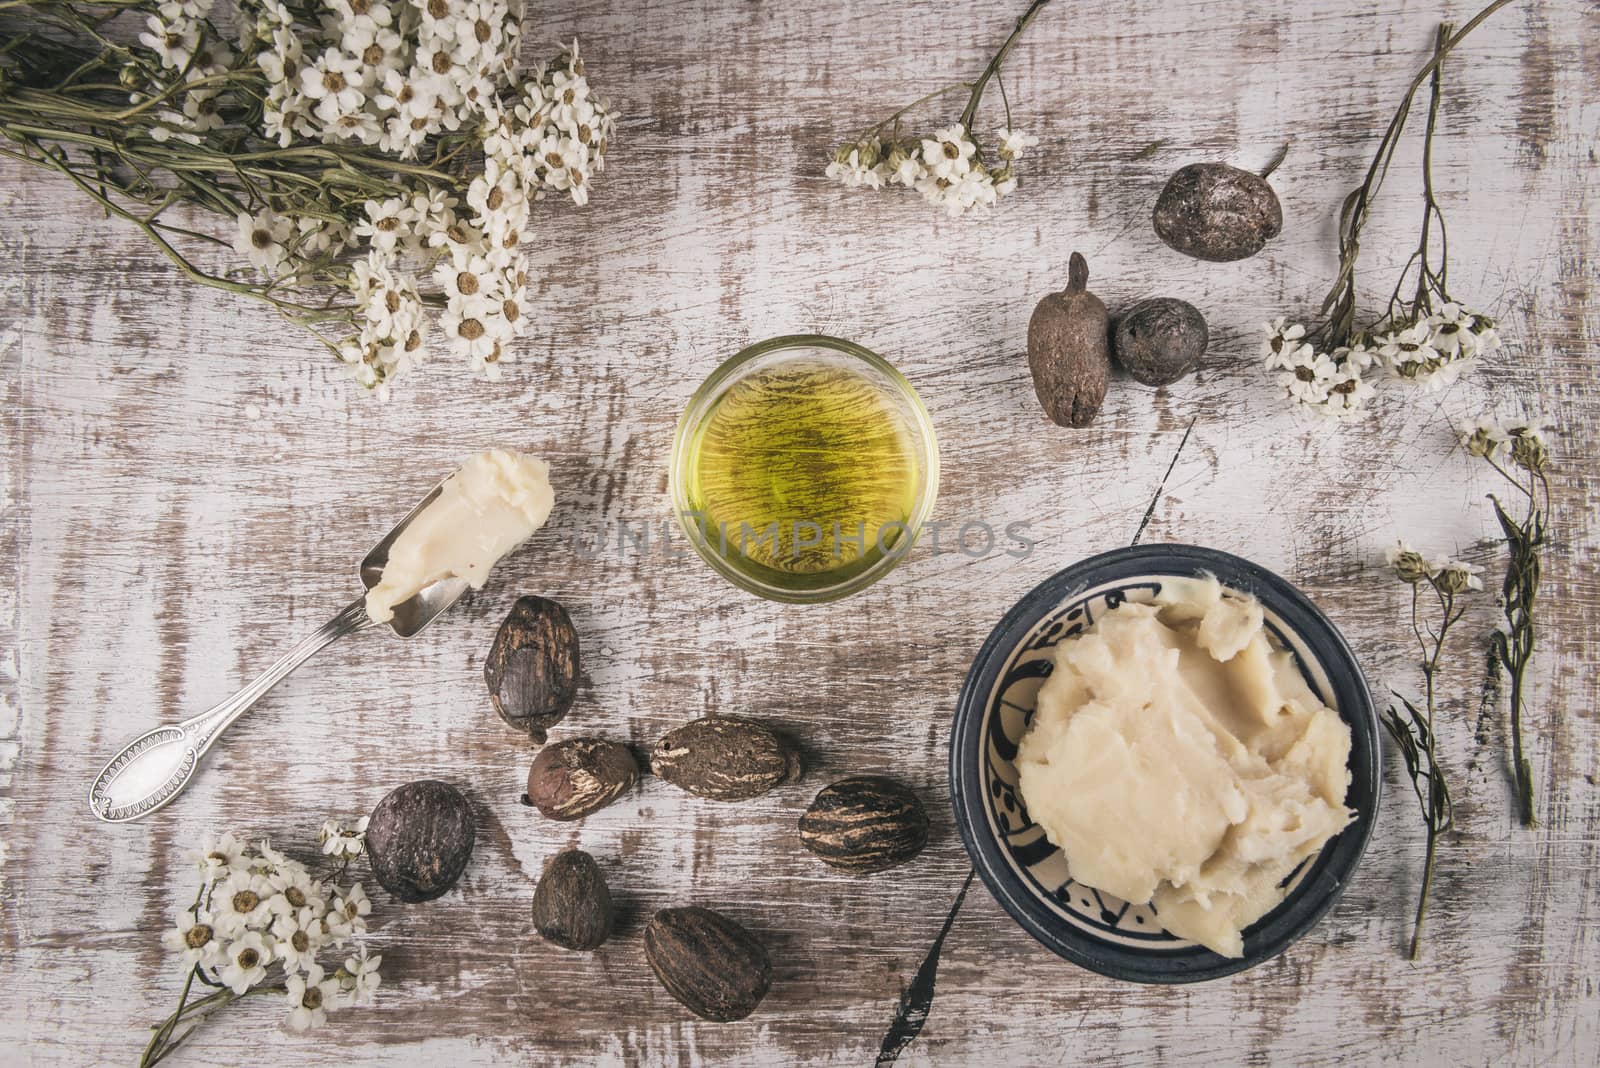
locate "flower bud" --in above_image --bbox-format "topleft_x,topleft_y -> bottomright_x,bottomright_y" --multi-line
1391,549 -> 1432,584
1464,426 -> 1501,458
1510,432 -> 1548,473
1433,565 -> 1479,596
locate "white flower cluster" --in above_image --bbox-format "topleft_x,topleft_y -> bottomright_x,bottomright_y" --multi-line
1385,540 -> 1484,593
246,0 -> 522,155
1262,303 -> 1501,421
224,37 -> 613,395
135,0 -> 235,145
824,124 -> 1039,218
1464,414 -> 1550,472
162,829 -> 381,1032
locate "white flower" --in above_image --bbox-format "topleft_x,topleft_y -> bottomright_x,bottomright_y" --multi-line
233,210 -> 292,274
1466,313 -> 1501,357
1463,416 -> 1510,457
300,49 -> 365,121
1428,302 -> 1470,354
341,946 -> 384,1007
254,839 -> 291,873
266,861 -> 325,916
189,831 -> 247,879
996,127 -> 1040,161
219,930 -> 273,995
182,90 -> 224,134
1338,341 -> 1377,374
1504,415 -> 1549,445
353,197 -> 414,254
1278,346 -> 1333,404
1261,318 -> 1308,367
139,12 -> 201,69
271,906 -> 326,974
1377,320 -> 1438,371
435,245 -> 500,305
825,139 -> 884,190
920,124 -> 976,181
214,872 -> 275,935
885,146 -> 924,188
329,883 -> 372,942
162,906 -> 224,968
285,962 -> 340,1031
1318,364 -> 1376,421
318,816 -> 370,858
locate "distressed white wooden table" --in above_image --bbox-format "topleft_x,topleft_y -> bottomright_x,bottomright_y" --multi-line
2,1 -> 1597,1064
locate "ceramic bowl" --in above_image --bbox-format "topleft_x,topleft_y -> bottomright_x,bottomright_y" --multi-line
949,544 -> 1380,983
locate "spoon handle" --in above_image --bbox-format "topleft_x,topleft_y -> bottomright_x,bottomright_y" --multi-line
89,596 -> 377,823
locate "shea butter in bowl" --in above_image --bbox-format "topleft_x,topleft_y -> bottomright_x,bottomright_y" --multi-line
949,544 -> 1379,983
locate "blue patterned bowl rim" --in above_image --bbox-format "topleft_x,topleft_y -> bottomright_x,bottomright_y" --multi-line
948,543 -> 1381,983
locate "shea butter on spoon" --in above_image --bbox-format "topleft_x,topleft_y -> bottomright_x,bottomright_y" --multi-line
364,449 -> 554,624
90,448 -> 554,823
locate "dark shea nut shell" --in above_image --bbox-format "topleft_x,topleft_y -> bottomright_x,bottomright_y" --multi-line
644,907 -> 771,1022
799,776 -> 929,874
1152,162 -> 1282,262
531,849 -> 612,951
524,738 -> 638,820
1113,298 -> 1210,386
650,716 -> 801,801
1027,252 -> 1111,427
366,780 -> 475,903
484,595 -> 579,743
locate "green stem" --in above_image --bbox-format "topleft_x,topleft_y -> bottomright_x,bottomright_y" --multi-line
141,984 -> 282,1067
1405,586 -> 1464,958
1410,823 -> 1438,960
853,82 -> 972,143
1317,0 -> 1515,347
959,0 -> 1053,130
24,137 -> 353,323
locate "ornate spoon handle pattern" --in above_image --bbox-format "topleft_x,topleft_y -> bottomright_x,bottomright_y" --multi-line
88,596 -> 377,823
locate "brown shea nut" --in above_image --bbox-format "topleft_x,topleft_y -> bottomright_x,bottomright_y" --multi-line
484,595 -> 579,743
650,716 -> 802,801
1152,162 -> 1282,262
1112,298 -> 1210,386
531,849 -> 612,951
365,780 -> 475,903
1027,252 -> 1111,427
644,907 -> 772,1022
799,776 -> 929,874
523,738 -> 638,820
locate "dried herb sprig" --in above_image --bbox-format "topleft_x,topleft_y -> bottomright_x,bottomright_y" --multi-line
0,1 -> 618,395
1466,416 -> 1553,827
822,0 -> 1052,217
143,821 -> 377,1066
1381,543 -> 1483,959
1259,1 -> 1515,422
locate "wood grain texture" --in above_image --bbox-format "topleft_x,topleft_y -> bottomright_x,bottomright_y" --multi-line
2,0 -> 1598,1064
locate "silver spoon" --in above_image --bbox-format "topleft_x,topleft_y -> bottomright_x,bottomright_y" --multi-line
88,476 -> 469,823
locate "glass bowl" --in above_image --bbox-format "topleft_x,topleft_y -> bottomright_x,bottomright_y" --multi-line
668,335 -> 940,604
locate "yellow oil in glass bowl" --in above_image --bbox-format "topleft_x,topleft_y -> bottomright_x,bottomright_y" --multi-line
670,336 -> 939,603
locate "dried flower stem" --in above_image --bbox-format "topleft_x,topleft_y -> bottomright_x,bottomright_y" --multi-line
141,973 -> 280,1068
958,0 -> 1052,132
1317,0 -> 1514,349
1384,576 -> 1469,959
1485,456 -> 1551,827
851,0 -> 1050,149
